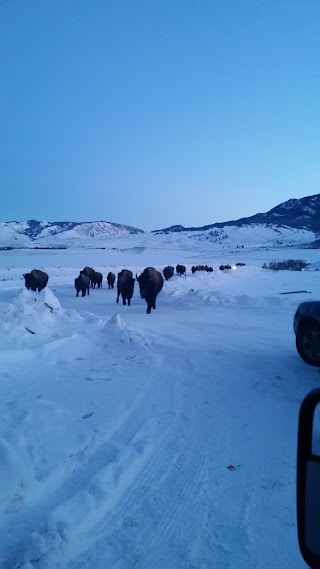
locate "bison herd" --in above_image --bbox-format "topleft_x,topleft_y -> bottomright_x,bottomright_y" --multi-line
23,261 -> 246,314
219,262 -> 246,271
192,265 -> 213,273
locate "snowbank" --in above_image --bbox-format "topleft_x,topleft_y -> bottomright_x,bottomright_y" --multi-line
0,288 -> 69,344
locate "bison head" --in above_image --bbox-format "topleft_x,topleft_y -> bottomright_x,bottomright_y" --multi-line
24,273 -> 32,290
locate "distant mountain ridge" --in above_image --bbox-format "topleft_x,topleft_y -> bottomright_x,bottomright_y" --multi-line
0,219 -> 144,247
1,194 -> 319,249
153,193 -> 320,234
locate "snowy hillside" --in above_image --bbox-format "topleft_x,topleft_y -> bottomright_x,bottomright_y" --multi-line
183,223 -> 315,248
0,220 -> 144,248
1,194 -> 320,250
0,220 -> 316,251
154,192 -> 320,235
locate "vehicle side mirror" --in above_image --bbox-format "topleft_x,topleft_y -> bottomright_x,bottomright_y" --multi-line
297,388 -> 320,569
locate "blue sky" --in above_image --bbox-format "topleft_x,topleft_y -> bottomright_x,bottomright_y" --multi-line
1,0 -> 320,230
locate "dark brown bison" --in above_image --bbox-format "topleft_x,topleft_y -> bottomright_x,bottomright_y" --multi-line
91,271 -> 103,288
116,269 -> 134,306
176,264 -> 186,276
236,263 -> 246,267
80,267 -> 95,287
136,267 -> 164,314
24,269 -> 49,292
75,274 -> 90,297
107,272 -> 116,289
163,266 -> 174,281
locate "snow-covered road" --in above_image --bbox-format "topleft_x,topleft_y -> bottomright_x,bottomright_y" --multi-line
0,246 -> 319,568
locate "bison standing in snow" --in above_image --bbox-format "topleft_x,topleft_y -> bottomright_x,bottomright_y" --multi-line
136,267 -> 163,314
116,269 -> 134,306
80,267 -> 95,287
107,272 -> 116,289
75,274 -> 90,297
91,271 -> 103,288
163,266 -> 174,281
176,264 -> 186,276
24,269 -> 49,292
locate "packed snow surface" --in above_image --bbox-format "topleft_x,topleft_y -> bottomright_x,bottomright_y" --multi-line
0,237 -> 319,568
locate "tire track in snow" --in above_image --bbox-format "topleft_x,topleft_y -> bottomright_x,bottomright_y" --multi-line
2,364 -> 162,568
7,346 -> 186,569
137,434 -> 208,569
66,413 -> 187,565
71,405 -> 210,568
60,349 -> 197,567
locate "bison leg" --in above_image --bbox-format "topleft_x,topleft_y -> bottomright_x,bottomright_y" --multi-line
147,304 -> 152,314
82,290 -> 85,297
128,298 -> 131,306
87,287 -> 90,296
76,289 -> 79,297
123,296 -> 126,305
116,293 -> 119,303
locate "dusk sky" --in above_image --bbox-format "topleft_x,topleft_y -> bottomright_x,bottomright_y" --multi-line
1,0 -> 320,231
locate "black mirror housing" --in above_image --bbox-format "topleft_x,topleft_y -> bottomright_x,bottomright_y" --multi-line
297,388 -> 320,569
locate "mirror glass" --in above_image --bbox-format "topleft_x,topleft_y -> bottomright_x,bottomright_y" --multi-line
312,404 -> 320,456
305,460 -> 320,557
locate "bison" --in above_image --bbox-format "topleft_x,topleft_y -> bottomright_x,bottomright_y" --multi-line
24,269 -> 49,292
80,267 -> 95,287
91,271 -> 103,288
75,273 -> 90,297
116,269 -> 134,306
163,266 -> 174,281
176,264 -> 186,276
107,271 -> 116,289
136,267 -> 163,314
236,263 -> 246,267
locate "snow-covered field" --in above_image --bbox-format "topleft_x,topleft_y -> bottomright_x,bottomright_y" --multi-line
0,236 -> 319,569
